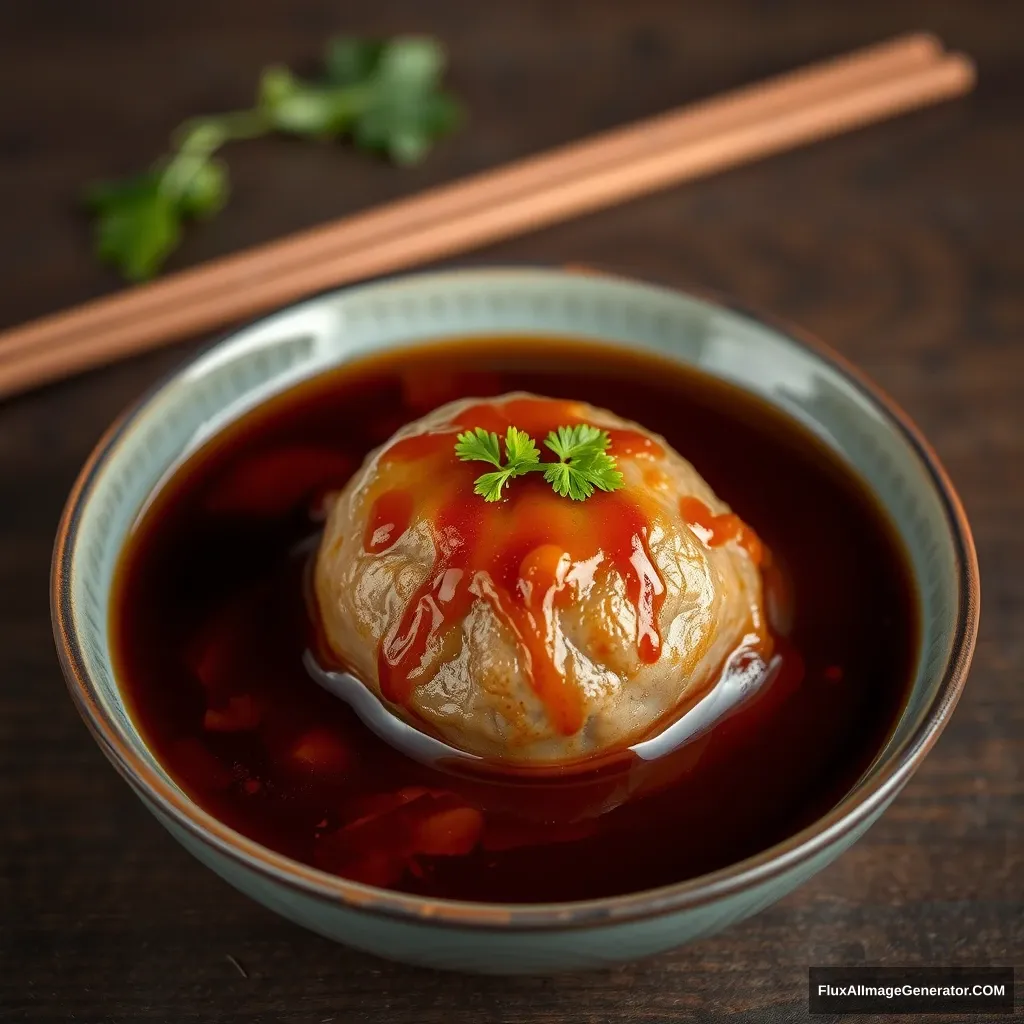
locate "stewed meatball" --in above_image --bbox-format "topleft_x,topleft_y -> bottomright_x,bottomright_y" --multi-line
314,393 -> 768,763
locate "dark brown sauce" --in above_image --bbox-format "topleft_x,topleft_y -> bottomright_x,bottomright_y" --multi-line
112,338 -> 919,902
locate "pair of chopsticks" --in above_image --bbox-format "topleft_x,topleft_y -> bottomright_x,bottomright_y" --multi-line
0,33 -> 973,399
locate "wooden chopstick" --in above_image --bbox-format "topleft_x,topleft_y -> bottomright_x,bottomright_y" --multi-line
0,33 -> 945,355
0,35 -> 973,399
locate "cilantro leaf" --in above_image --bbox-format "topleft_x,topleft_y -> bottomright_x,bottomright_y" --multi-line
542,461 -> 586,500
351,38 -> 461,164
85,173 -> 181,282
264,35 -> 463,164
503,426 -> 540,470
544,444 -> 624,500
324,37 -> 386,87
83,33 -> 462,280
84,143 -> 228,281
455,427 -> 502,467
453,421 -> 624,503
544,423 -> 608,461
542,424 -> 623,501
473,468 -> 518,503
455,424 -> 541,501
375,37 -> 447,91
353,90 -> 461,165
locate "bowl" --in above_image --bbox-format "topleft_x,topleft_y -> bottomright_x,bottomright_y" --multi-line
52,267 -> 979,974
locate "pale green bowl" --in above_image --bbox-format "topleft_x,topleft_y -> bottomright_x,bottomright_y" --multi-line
52,268 -> 978,973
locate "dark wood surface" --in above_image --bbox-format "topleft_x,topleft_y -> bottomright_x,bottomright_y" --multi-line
1,2 -> 1020,1021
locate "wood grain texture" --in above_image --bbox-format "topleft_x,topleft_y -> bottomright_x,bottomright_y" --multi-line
0,1 -> 1020,1021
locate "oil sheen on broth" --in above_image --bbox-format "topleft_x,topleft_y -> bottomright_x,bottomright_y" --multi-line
112,339 -> 918,903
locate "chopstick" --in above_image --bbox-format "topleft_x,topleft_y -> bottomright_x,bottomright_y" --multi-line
0,34 -> 974,399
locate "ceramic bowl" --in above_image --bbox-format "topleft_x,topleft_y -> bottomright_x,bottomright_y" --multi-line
52,268 -> 978,973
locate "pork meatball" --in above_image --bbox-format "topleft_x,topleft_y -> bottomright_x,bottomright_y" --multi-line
314,393 -> 769,763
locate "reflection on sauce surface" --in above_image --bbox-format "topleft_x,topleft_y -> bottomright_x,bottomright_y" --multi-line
112,339 -> 918,902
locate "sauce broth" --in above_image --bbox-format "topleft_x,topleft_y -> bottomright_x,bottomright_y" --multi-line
112,339 -> 918,902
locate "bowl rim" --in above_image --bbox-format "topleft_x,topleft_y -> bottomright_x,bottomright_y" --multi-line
51,266 -> 980,932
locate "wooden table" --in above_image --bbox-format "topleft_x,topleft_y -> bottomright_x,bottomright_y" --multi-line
1,1 -> 1020,1020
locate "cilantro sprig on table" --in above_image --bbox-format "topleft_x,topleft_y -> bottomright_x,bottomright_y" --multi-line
85,36 -> 462,281
455,424 -> 625,502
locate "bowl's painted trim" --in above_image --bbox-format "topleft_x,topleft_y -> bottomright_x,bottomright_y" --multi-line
52,267 -> 979,932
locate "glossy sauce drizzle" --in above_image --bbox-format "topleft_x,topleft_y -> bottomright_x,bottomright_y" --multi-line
679,495 -> 766,566
366,397 -> 666,734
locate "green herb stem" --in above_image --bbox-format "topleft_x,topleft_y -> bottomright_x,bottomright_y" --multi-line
85,35 -> 462,281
